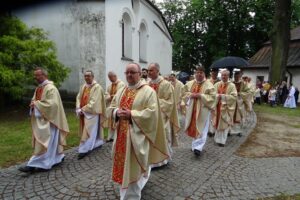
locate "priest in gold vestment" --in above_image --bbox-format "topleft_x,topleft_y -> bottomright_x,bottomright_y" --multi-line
213,70 -> 237,146
169,73 -> 185,115
148,63 -> 180,166
230,71 -> 251,136
19,68 -> 69,173
108,63 -> 169,200
183,66 -> 216,156
104,71 -> 125,142
208,68 -> 220,137
76,71 -> 106,159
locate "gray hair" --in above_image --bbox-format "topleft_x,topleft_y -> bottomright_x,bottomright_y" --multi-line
128,62 -> 141,73
221,69 -> 230,76
34,67 -> 48,76
108,71 -> 116,76
84,70 -> 94,77
149,62 -> 160,71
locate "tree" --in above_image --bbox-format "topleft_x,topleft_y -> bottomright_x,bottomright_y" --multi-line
159,0 -> 300,73
269,0 -> 291,84
0,14 -> 70,105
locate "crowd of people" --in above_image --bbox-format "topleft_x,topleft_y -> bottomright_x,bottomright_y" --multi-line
18,64 -> 289,200
254,80 -> 299,108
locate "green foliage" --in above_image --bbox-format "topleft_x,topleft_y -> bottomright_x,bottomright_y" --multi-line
0,109 -> 80,168
159,0 -> 300,73
254,104 -> 300,118
0,14 -> 70,100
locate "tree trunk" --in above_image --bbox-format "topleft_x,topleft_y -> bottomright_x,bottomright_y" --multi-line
269,0 -> 291,85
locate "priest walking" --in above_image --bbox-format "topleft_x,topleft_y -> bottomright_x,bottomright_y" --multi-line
213,70 -> 237,146
148,63 -> 180,164
76,70 -> 106,159
108,63 -> 169,200
183,66 -> 216,156
19,68 -> 69,173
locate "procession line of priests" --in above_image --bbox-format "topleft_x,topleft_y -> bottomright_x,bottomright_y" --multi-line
76,71 -> 106,159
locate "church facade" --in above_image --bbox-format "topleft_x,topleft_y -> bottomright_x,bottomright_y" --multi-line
15,0 -> 173,95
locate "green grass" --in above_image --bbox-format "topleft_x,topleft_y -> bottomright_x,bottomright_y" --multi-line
258,193 -> 300,200
254,103 -> 300,117
0,110 -> 80,168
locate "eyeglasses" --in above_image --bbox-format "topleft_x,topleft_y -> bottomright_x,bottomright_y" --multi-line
124,71 -> 139,75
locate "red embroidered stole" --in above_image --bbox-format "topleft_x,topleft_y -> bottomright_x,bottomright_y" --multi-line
110,82 -> 118,97
215,83 -> 228,129
233,82 -> 241,123
80,86 -> 92,108
79,85 -> 93,131
112,87 -> 138,185
35,87 -> 44,101
149,82 -> 160,93
187,82 -> 202,138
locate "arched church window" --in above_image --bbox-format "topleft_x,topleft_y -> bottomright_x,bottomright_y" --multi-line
139,23 -> 147,63
122,12 -> 132,60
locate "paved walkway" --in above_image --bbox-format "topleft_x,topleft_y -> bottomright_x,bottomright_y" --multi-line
1,115 -> 300,200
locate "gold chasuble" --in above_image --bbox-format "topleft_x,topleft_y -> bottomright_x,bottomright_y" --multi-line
233,81 -> 251,124
108,80 -> 169,188
104,80 -> 125,131
213,82 -> 237,131
149,76 -> 180,146
76,81 -> 106,142
187,83 -> 202,138
31,81 -> 69,155
172,79 -> 184,107
183,80 -> 216,138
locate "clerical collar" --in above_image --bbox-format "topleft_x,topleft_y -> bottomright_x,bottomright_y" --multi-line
150,76 -> 162,84
128,80 -> 141,89
221,80 -> 228,84
85,80 -> 96,88
39,79 -> 49,87
234,80 -> 241,83
196,79 -> 206,84
112,79 -> 119,84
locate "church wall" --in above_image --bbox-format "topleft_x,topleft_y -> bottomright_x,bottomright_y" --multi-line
243,69 -> 269,85
105,0 -> 172,86
14,0 -> 173,94
243,68 -> 300,102
14,1 -> 106,95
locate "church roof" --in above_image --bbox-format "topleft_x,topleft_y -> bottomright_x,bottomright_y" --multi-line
143,0 -> 174,42
247,26 -> 300,69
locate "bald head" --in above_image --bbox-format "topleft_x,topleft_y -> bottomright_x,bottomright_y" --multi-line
221,70 -> 230,82
125,63 -> 141,85
148,63 -> 160,80
108,71 -> 117,83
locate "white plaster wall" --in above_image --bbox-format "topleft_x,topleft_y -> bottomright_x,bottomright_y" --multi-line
139,0 -> 172,75
289,68 -> 300,102
15,1 -> 106,94
15,0 -> 172,92
243,68 -> 300,102
242,69 -> 269,84
105,0 -> 172,86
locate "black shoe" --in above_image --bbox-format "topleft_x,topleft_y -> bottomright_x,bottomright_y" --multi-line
18,166 -> 35,173
218,143 -> 225,147
78,153 -> 88,160
107,139 -> 113,143
237,133 -> 242,137
193,149 -> 201,156
35,167 -> 49,172
208,132 -> 214,137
